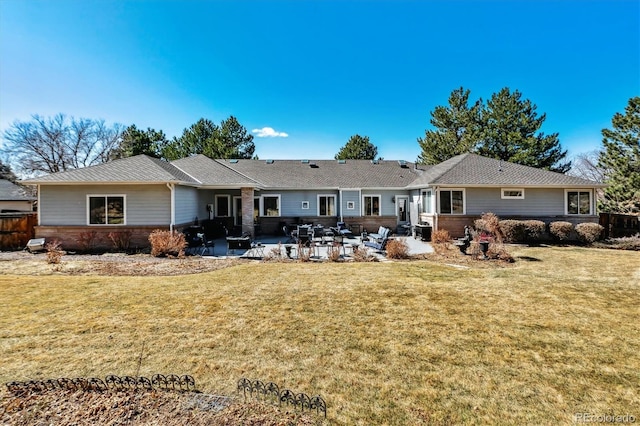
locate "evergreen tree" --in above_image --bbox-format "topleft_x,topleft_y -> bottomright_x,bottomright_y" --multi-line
162,116 -> 255,160
0,159 -> 18,182
417,87 -> 481,165
598,96 -> 640,214
115,125 -> 167,158
335,134 -> 378,160
477,88 -> 570,173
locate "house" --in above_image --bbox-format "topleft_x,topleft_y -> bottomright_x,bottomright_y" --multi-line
0,179 -> 36,213
23,153 -> 604,250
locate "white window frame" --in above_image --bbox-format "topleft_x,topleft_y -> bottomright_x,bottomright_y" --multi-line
301,201 -> 310,210
421,189 -> 433,214
317,194 -> 337,216
362,194 -> 381,216
346,201 -> 355,210
565,189 -> 593,215
261,194 -> 281,217
215,194 -> 231,217
87,194 -> 126,226
501,188 -> 525,200
438,189 -> 466,215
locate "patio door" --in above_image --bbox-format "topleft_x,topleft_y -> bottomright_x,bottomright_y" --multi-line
396,196 -> 409,224
233,196 -> 242,226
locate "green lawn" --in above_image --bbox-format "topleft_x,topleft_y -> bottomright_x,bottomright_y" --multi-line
1,246 -> 638,425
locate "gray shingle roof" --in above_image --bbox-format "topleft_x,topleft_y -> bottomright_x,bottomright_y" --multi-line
171,155 -> 259,187
24,153 -> 603,189
24,155 -> 199,184
410,153 -> 603,188
0,179 -> 36,200
217,159 -> 422,189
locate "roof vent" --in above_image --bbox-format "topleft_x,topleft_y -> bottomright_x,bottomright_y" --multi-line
309,162 -> 318,168
398,160 -> 408,168
229,159 -> 238,164
337,159 -> 346,164
371,159 -> 379,165
301,159 -> 309,164
266,159 -> 274,164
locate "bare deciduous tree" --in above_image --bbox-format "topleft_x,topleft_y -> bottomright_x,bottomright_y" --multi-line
1,114 -> 123,176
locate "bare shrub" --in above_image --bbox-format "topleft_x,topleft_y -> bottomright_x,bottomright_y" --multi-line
487,243 -> 515,262
45,240 -> 64,264
107,230 -> 133,252
264,243 -> 287,262
296,242 -> 313,262
575,222 -> 604,244
385,238 -> 409,259
431,229 -> 451,244
549,221 -> 574,241
78,230 -> 100,253
595,234 -> 640,251
498,220 -> 526,243
352,246 -> 378,262
148,230 -> 186,257
475,212 -> 503,242
523,220 -> 546,243
327,244 -> 342,262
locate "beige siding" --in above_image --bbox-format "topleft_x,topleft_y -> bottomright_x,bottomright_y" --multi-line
39,184 -> 170,226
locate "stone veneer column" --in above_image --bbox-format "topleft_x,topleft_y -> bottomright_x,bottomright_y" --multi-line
241,187 -> 255,238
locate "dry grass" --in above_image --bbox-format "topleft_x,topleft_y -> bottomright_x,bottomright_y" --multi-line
1,246 -> 639,425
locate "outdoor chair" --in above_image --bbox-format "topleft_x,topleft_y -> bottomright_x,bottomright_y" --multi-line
368,226 -> 390,242
296,225 -> 311,245
336,221 -> 354,237
364,234 -> 390,252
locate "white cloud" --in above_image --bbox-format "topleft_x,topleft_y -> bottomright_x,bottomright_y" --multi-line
252,127 -> 289,138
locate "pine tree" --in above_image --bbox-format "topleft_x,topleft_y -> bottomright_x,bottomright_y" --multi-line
598,96 -> 640,213
335,134 -> 378,160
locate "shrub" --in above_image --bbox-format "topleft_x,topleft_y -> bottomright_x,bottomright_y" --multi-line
499,220 -> 526,243
475,212 -> 504,242
487,243 -> 515,263
431,229 -> 451,244
385,238 -> 410,259
575,222 -> 604,244
352,246 -> 378,262
78,230 -> 100,253
549,221 -> 574,241
45,240 -> 64,264
148,230 -> 186,257
523,220 -> 546,242
108,230 -> 133,252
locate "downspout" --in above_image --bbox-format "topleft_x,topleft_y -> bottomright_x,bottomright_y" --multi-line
339,188 -> 343,222
434,186 -> 439,231
166,183 -> 175,232
37,184 -> 41,226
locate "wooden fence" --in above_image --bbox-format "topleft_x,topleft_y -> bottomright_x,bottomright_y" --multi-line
0,213 -> 37,250
599,213 -> 640,238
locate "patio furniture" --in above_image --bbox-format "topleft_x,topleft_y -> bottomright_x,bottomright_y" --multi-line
26,238 -> 46,253
414,223 -> 432,241
296,225 -> 311,245
364,234 -> 390,252
335,221 -> 354,237
368,226 -> 390,243
183,226 -> 205,255
226,235 -> 252,255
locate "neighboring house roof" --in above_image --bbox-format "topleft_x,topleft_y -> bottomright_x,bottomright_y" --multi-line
171,155 -> 260,187
23,155 -> 199,185
0,179 -> 36,201
216,159 -> 422,189
409,153 -> 604,188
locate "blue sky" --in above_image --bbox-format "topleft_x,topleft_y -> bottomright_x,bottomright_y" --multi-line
1,0 -> 638,163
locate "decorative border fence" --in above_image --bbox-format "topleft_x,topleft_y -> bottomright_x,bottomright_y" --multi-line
5,374 -> 196,394
237,377 -> 326,418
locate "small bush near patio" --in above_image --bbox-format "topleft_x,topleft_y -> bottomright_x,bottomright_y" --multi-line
352,246 -> 378,262
575,222 -> 605,244
523,220 -> 546,243
431,229 -> 451,244
45,240 -> 64,264
385,238 -> 409,259
499,219 -> 526,243
148,230 -> 186,257
475,212 -> 504,242
549,221 -> 574,241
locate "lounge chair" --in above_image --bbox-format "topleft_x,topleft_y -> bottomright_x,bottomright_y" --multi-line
368,226 -> 390,242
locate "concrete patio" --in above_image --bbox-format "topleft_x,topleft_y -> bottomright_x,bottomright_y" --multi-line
185,234 -> 434,260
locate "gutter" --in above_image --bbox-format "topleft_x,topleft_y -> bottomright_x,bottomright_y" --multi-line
166,183 -> 175,232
